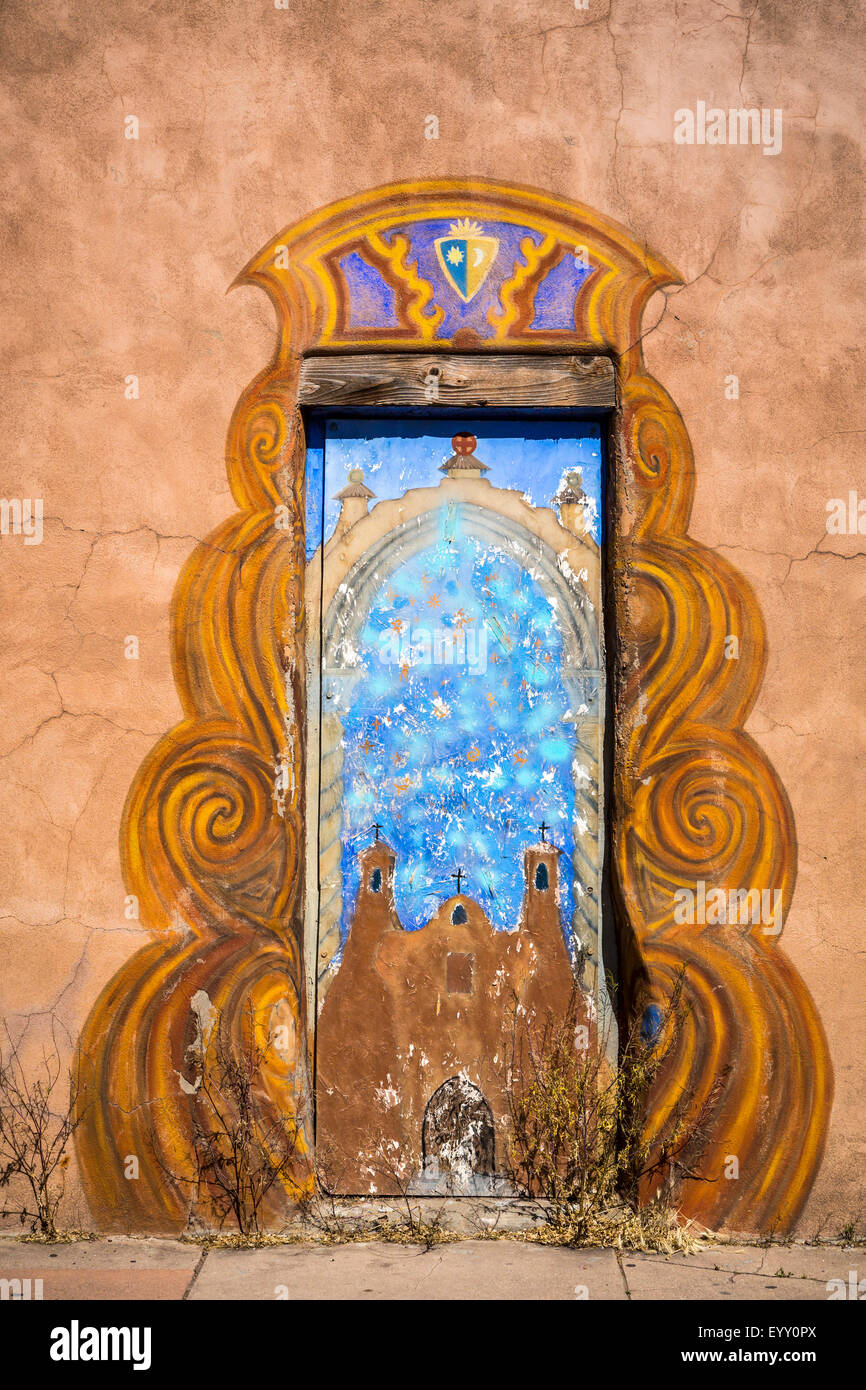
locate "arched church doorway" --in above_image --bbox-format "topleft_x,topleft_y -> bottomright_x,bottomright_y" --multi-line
422,1077 -> 496,1193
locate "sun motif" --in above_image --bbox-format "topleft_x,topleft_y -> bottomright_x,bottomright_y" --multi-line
450,218 -> 485,237
446,244 -> 464,265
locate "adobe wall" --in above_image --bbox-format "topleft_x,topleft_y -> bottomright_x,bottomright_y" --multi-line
0,0 -> 862,1235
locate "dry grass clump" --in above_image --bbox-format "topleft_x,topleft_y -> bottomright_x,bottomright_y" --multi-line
504,972 -> 726,1250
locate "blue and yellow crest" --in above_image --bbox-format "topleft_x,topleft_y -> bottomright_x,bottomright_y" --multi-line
434,219 -> 499,302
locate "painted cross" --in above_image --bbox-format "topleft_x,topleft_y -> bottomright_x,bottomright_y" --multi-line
538,820 -> 550,844
372,822 -> 383,842
451,867 -> 466,895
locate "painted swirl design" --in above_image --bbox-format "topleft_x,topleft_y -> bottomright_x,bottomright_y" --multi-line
144,727 -> 291,933
74,181 -> 830,1235
615,372 -> 830,1228
75,374 -> 308,1230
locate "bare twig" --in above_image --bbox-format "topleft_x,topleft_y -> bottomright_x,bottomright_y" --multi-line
159,1001 -> 305,1236
0,1020 -> 86,1238
505,972 -> 726,1242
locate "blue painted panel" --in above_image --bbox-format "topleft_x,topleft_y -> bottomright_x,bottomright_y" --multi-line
339,250 -> 400,329
310,419 -> 605,957
530,254 -> 593,330
334,523 -> 578,939
308,417 -> 603,557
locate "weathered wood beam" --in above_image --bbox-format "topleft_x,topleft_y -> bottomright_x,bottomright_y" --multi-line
298,353 -> 616,410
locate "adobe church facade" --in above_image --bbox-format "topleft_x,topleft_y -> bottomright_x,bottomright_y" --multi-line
316,836 -> 584,1193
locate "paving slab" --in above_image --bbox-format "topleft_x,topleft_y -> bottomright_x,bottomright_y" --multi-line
0,1269 -> 194,1300
0,1237 -> 858,1300
0,1236 -> 200,1301
622,1253 -> 850,1301
189,1240 -> 626,1301
621,1244 -> 862,1284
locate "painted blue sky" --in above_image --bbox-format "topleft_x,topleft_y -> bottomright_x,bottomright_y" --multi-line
312,421 -> 604,947
335,524 -> 579,940
305,418 -> 603,561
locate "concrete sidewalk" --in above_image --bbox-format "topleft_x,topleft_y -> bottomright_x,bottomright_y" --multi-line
0,1237 -> 861,1300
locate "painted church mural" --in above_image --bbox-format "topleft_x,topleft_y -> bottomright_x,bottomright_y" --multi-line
308,424 -> 604,1190
70,180 -> 831,1235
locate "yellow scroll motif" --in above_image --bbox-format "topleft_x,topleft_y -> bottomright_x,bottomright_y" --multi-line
487,232 -> 557,338
366,231 -> 445,339
74,180 -> 831,1234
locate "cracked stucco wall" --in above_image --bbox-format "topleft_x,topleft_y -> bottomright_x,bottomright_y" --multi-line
0,0 -> 863,1233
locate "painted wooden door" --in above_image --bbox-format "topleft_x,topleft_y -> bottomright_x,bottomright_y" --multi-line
305,418 -> 605,1194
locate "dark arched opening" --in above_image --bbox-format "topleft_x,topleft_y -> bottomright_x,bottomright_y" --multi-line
422,1076 -> 495,1191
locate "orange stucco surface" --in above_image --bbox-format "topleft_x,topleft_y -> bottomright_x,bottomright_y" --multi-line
0,0 -> 862,1234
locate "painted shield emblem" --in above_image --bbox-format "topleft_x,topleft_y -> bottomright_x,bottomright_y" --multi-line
434,219 -> 499,303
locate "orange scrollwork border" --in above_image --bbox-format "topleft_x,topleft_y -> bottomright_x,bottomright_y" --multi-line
74,178 -> 831,1234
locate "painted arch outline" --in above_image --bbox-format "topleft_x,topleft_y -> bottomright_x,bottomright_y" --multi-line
74,178 -> 831,1234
